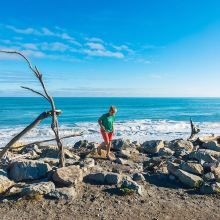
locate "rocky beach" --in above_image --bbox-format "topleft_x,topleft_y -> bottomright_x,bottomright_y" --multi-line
0,135 -> 220,219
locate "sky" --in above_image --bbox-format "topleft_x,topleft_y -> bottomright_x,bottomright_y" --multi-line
0,0 -> 220,97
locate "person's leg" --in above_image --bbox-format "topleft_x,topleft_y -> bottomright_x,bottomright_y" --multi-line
106,132 -> 113,159
100,130 -> 109,156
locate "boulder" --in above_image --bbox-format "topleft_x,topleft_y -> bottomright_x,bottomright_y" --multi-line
115,158 -> 127,165
200,182 -> 220,194
84,172 -> 106,184
210,164 -> 220,182
120,177 -> 143,195
111,139 -> 131,151
202,141 -> 220,152
169,139 -> 193,152
187,150 -> 217,164
74,140 -> 89,149
9,160 -> 52,182
175,169 -> 203,188
167,162 -> 179,175
21,181 -> 55,196
203,172 -> 215,181
52,165 -> 83,187
158,147 -> 174,157
80,158 -> 95,169
21,144 -> 42,155
132,173 -> 145,181
180,162 -> 203,175
0,175 -> 14,194
141,140 -> 164,154
47,187 -> 77,200
199,149 -> 220,161
105,173 -> 122,185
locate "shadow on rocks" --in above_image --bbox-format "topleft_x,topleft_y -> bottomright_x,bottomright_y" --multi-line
103,187 -> 124,196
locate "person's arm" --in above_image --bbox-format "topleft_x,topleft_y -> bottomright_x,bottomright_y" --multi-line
98,116 -> 105,131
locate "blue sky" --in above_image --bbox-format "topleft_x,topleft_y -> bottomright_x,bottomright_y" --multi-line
0,0 -> 220,97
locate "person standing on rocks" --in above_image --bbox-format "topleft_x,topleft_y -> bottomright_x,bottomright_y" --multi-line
98,106 -> 117,160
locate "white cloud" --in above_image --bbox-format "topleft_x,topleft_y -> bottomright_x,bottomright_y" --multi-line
85,37 -> 104,43
83,49 -> 124,58
23,43 -> 38,50
86,42 -> 105,50
6,25 -> 41,35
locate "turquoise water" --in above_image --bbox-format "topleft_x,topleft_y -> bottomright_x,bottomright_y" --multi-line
1,97 -> 220,147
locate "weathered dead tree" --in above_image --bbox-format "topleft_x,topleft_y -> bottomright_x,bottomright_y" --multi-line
0,50 -> 65,167
188,118 -> 200,140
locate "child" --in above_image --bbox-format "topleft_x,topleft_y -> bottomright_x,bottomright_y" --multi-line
98,106 -> 117,160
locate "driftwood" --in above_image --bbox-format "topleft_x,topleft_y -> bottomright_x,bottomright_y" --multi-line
188,118 -> 200,140
0,50 -> 65,167
0,110 -> 61,159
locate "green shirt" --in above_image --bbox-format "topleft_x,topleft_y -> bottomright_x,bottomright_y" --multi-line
100,113 -> 115,132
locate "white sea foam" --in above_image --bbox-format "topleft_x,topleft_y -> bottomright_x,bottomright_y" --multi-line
1,119 -> 220,148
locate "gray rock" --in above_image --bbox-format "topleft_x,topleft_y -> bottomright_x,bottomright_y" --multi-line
202,141 -> 220,152
120,177 -> 143,195
47,187 -> 77,200
169,139 -> 193,152
80,158 -> 95,169
74,140 -> 89,149
200,182 -> 220,194
115,158 -> 127,165
180,162 -> 203,175
84,172 -> 106,184
132,173 -> 145,181
105,173 -> 122,185
21,144 -> 42,155
188,150 -> 217,163
158,147 -> 174,157
21,181 -> 55,196
141,140 -> 164,154
112,139 -> 131,151
0,169 -> 8,177
52,165 -> 83,187
203,172 -> 215,181
9,160 -> 52,182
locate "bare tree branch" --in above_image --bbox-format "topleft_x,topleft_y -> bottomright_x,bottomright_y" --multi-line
21,86 -> 49,101
0,110 -> 61,159
0,50 -> 65,166
188,118 -> 200,140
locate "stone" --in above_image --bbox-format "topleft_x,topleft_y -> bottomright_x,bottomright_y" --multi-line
120,177 -> 143,195
111,139 -> 131,151
80,158 -> 95,169
47,187 -> 77,200
200,182 -> 220,194
199,149 -> 220,161
0,175 -> 14,194
132,173 -> 145,181
105,173 -> 122,185
141,140 -> 164,154
21,144 -> 42,154
158,147 -> 174,157
115,158 -> 127,165
0,169 -> 8,177
84,172 -> 106,184
180,162 -> 203,175
169,139 -> 193,152
167,162 -> 179,175
5,183 -> 26,196
9,160 -> 52,182
175,169 -> 203,188
203,172 -> 215,181
116,149 -> 131,159
187,150 -> 217,163
202,141 -> 220,152
52,165 -> 83,187
21,181 -> 55,196
74,140 -> 89,149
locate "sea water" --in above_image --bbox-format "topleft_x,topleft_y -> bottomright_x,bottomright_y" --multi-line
1,97 -> 220,148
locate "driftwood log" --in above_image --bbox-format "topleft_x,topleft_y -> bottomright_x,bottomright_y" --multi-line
188,118 -> 200,140
0,50 -> 65,167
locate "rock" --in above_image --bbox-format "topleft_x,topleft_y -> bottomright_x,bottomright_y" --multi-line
209,164 -> 220,182
80,158 -> 95,169
111,139 -> 131,151
203,172 -> 215,181
200,182 -> 220,194
120,177 -> 143,195
0,175 -> 14,194
141,140 -> 164,154
132,173 -> 145,181
187,150 -> 217,163
105,173 -> 122,185
52,165 -> 83,187
180,162 -> 203,175
116,149 -> 131,159
5,183 -> 25,196
9,160 -> 52,182
199,149 -> 220,161
0,169 -> 8,177
167,162 -> 179,175
115,158 -> 127,165
74,140 -> 89,149
84,172 -> 106,184
169,139 -> 193,152
21,181 -> 55,196
202,141 -> 220,152
47,187 -> 77,200
158,147 -> 174,157
21,144 -> 42,155
175,169 -> 203,188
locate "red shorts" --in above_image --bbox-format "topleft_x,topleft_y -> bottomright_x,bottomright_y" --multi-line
100,129 -> 114,143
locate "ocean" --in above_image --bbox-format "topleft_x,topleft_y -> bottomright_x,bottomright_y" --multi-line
1,97 -> 220,148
